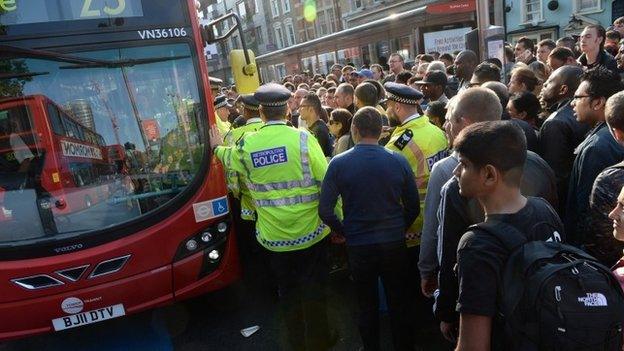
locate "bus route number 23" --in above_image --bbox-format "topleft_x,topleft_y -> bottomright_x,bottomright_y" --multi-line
81,0 -> 126,17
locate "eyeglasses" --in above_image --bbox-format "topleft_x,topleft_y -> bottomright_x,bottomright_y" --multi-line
328,120 -> 339,125
573,94 -> 592,100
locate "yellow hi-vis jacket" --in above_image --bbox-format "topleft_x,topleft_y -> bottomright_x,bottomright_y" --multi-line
386,114 -> 448,247
215,121 -> 333,252
223,118 -> 263,220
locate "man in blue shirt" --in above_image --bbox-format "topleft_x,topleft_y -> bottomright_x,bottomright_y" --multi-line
319,106 -> 420,351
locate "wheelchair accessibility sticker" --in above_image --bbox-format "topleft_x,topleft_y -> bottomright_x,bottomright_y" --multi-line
193,196 -> 229,222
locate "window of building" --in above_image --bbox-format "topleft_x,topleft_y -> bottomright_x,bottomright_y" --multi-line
318,10 -> 328,36
274,26 -> 285,49
255,26 -> 264,44
509,29 -> 556,45
352,0 -> 363,11
237,2 -> 246,18
327,8 -> 337,33
522,0 -> 543,24
271,0 -> 280,18
283,0 -> 291,13
285,22 -> 296,46
574,0 -> 601,13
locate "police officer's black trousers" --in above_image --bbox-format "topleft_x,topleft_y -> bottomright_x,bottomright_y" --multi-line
268,238 -> 331,351
347,240 -> 415,351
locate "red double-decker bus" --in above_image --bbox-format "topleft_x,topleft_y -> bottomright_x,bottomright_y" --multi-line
0,0 -> 240,340
1,95 -> 115,217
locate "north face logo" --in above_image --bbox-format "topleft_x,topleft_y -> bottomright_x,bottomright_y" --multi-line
578,293 -> 608,307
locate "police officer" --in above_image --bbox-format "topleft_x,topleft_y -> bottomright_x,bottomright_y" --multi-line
222,94 -> 265,278
384,82 -> 448,331
210,83 -> 336,351
213,95 -> 232,137
224,94 -> 263,147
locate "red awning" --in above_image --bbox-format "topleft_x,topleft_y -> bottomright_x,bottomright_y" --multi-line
426,0 -> 476,15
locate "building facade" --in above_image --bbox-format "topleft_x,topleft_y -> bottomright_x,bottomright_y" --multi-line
505,0 -> 619,44
257,0 -> 506,82
200,0 -> 273,84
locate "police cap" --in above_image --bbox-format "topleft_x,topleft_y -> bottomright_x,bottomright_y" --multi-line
213,95 -> 230,109
254,83 -> 291,107
383,82 -> 424,105
240,94 -> 260,111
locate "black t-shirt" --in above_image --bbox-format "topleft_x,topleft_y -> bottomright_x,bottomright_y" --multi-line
308,119 -> 333,157
456,197 -> 565,348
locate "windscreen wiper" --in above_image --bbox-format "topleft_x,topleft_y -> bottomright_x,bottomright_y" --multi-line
0,71 -> 50,79
59,55 -> 191,69
0,44 -> 109,66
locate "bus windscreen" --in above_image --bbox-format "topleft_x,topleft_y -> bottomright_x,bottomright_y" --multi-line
0,0 -> 144,26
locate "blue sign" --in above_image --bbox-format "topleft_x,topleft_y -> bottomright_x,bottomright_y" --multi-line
212,197 -> 229,217
251,147 -> 288,168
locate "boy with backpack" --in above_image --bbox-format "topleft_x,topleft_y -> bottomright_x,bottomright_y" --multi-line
453,121 -> 624,350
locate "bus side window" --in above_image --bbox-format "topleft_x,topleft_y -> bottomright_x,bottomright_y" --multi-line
47,104 -> 65,136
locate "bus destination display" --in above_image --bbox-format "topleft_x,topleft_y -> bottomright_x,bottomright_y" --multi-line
0,0 -> 144,26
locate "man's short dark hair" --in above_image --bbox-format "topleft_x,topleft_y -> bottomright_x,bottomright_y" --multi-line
509,91 -> 541,122
352,106 -> 382,139
260,105 -> 289,120
481,81 -> 509,112
396,71 -> 413,84
581,67 -> 624,100
362,79 -> 386,102
389,53 -> 405,62
473,62 -> 501,83
537,39 -> 556,50
440,53 -> 454,62
485,58 -> 503,69
517,37 -> 535,53
355,82 -> 380,107
607,30 -> 622,42
420,54 -> 434,63
606,91 -> 624,132
549,46 -> 575,62
426,101 -> 447,121
327,86 -> 336,94
336,82 -> 355,96
454,121 -> 527,186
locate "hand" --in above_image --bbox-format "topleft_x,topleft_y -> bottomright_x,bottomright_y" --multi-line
420,276 -> 438,298
209,125 -> 224,149
330,232 -> 346,244
440,321 -> 458,343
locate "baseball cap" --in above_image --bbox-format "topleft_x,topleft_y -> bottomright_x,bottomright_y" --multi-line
414,70 -> 448,86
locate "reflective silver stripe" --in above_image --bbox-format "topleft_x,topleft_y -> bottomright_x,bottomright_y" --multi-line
255,193 -> 319,207
247,179 -> 320,192
257,223 -> 327,248
300,131 -> 312,182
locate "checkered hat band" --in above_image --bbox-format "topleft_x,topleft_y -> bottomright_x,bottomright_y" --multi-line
387,92 -> 419,105
260,101 -> 288,107
245,105 -> 260,111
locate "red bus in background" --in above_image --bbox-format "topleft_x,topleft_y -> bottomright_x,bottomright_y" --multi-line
0,0 -> 240,341
0,95 -> 114,218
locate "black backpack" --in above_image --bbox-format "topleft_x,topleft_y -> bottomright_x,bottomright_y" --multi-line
472,221 -> 624,350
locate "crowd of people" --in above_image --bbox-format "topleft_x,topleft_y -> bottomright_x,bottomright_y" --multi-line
208,19 -> 624,351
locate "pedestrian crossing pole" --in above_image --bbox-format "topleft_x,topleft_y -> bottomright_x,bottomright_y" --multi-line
476,0 -> 490,61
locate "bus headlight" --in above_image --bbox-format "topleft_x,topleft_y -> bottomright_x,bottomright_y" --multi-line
186,239 -> 198,251
201,232 -> 213,243
208,250 -> 220,260
217,222 -> 227,233
174,220 -> 231,262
